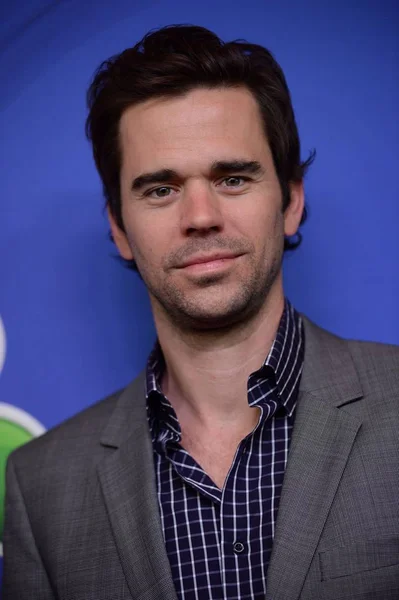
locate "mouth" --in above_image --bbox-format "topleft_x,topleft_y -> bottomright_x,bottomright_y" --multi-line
176,253 -> 244,274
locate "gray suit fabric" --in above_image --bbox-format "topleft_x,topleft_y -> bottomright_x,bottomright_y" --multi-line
2,316 -> 399,599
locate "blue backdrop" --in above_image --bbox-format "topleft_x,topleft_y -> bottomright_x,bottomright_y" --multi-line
0,0 -> 398,585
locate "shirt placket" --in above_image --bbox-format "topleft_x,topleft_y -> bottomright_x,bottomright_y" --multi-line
218,438 -> 252,600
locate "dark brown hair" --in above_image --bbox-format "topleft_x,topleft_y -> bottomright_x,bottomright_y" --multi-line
85,24 -> 314,269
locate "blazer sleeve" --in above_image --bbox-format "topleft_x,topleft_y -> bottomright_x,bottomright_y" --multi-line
1,455 -> 55,600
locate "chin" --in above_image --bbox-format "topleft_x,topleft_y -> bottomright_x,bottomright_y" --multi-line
151,262 -> 280,331
172,296 -> 261,331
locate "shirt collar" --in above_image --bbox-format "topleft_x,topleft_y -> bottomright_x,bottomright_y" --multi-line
247,298 -> 304,417
146,298 -> 304,432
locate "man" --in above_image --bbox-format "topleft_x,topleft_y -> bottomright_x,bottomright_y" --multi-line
2,24 -> 398,600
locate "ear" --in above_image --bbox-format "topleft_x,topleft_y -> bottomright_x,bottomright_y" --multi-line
283,181 -> 305,237
107,206 -> 134,261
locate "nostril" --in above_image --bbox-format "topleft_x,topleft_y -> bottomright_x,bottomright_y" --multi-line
186,225 -> 222,236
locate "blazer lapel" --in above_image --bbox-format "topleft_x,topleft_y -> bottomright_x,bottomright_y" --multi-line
266,317 -> 364,600
97,374 -> 178,600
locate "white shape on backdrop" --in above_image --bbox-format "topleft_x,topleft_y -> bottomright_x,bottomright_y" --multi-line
0,315 -> 6,374
0,402 -> 46,437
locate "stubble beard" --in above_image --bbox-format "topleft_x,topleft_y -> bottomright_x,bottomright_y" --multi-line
145,245 -> 284,333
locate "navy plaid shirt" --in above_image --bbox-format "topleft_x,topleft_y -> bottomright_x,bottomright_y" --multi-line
146,299 -> 305,600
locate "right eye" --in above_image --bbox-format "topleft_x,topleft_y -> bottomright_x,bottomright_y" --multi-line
147,186 -> 174,198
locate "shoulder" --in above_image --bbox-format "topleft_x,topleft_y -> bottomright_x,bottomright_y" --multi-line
345,338 -> 399,408
301,313 -> 399,415
302,313 -> 399,372
8,367 -> 147,476
8,387 -> 124,474
346,336 -> 399,371
4,371 -> 149,543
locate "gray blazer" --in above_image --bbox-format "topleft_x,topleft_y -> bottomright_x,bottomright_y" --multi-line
2,316 -> 399,600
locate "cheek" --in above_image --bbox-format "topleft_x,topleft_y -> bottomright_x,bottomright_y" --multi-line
123,209 -> 173,269
233,198 -> 283,243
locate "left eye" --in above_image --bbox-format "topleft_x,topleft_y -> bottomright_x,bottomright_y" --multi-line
222,176 -> 246,187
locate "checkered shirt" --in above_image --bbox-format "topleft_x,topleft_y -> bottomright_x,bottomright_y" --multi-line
146,299 -> 305,600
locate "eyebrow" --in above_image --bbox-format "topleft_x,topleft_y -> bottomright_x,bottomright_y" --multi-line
131,169 -> 177,191
131,160 -> 264,192
211,160 -> 263,176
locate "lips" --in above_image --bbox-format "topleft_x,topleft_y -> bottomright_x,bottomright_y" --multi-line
177,252 -> 241,268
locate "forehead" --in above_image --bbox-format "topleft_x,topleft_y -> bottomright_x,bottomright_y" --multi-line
119,87 -> 271,175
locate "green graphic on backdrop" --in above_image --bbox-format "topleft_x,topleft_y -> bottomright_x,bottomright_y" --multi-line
0,402 -> 45,556
0,403 -> 46,556
0,317 -> 46,556
0,418 -> 34,538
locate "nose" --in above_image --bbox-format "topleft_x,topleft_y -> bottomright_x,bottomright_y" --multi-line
180,182 -> 224,236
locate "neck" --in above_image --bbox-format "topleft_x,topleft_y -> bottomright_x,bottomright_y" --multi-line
152,279 -> 285,430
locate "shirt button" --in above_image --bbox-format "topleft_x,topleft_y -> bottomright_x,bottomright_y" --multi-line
233,541 -> 245,554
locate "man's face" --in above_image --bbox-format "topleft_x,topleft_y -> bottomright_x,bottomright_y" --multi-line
112,86 -> 303,330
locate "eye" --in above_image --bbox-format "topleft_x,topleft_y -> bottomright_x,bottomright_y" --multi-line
221,176 -> 248,187
147,186 -> 174,198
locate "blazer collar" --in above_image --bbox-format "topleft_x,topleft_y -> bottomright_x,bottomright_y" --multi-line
100,373 -> 147,449
299,314 -> 363,405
